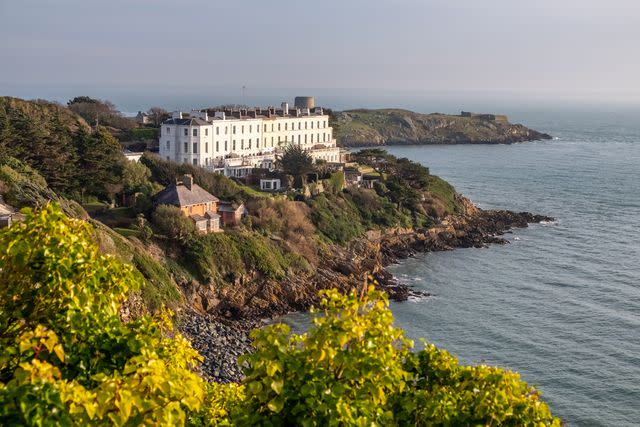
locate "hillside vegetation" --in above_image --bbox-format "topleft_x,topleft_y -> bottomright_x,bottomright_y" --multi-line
335,108 -> 551,146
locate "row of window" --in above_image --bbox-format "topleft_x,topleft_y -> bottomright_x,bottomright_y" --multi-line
165,132 -> 331,155
165,119 -> 329,137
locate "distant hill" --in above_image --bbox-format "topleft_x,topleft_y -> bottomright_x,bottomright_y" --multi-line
334,109 -> 551,147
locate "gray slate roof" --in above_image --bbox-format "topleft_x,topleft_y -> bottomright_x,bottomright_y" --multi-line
162,117 -> 210,126
154,183 -> 219,207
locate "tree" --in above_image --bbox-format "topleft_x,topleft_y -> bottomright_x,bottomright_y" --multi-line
147,107 -> 171,127
0,204 -> 206,425
76,127 -> 126,200
277,144 -> 314,186
152,204 -> 197,240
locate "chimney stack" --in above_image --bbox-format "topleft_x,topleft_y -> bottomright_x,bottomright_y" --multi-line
182,174 -> 193,190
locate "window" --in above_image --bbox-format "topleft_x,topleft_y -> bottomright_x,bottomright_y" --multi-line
311,134 -> 314,143
317,133 -> 320,142
225,141 -> 228,151
233,126 -> 236,134
184,129 -> 188,136
311,121 -> 314,129
271,124 -> 274,131
298,135 -> 301,144
205,128 -> 208,136
193,159 -> 198,165
233,140 -> 236,150
193,129 -> 198,137
317,121 -> 320,128
167,156 -> 170,161
241,139 -> 244,149
216,141 -> 219,152
248,139 -> 252,149
298,122 -> 301,130
184,142 -> 188,152
249,125 -> 252,132
264,124 -> 267,132
305,122 -> 308,129
193,143 -> 198,153
278,123 -> 281,131
166,141 -> 170,150
304,135 -> 307,143
166,127 -> 171,133
205,142 -> 208,153
216,127 -> 219,135
285,123 -> 288,131
241,125 -> 244,133
278,136 -> 281,143
183,158 -> 187,163
225,126 -> 228,134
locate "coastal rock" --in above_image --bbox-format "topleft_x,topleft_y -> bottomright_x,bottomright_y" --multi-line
334,109 -> 552,147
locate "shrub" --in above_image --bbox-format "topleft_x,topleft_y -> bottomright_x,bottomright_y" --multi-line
0,203 -> 205,425
152,204 -> 197,240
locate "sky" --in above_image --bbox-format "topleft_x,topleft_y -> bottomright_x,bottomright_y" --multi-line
1,0 -> 640,112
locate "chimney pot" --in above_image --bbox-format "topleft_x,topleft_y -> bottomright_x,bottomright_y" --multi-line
182,174 -> 193,190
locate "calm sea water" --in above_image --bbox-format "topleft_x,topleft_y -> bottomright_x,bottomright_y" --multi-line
286,111 -> 640,426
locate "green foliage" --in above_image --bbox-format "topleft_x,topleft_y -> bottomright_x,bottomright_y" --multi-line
277,144 -> 314,184
0,157 -> 58,208
0,203 -> 205,425
236,285 -> 560,426
393,344 -> 561,426
308,193 -> 365,244
237,286 -> 412,426
122,160 -> 152,194
152,204 -> 197,240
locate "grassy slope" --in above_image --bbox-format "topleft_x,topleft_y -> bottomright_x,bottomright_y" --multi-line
336,108 -> 547,146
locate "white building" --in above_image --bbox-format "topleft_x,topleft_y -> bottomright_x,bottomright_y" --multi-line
159,101 -> 343,177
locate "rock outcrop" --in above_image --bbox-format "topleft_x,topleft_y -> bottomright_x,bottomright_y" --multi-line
334,109 -> 552,147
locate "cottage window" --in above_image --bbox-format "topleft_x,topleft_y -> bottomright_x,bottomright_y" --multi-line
193,129 -> 198,137
193,143 -> 198,153
184,129 -> 188,136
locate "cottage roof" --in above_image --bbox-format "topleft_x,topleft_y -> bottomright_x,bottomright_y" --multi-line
154,182 -> 219,207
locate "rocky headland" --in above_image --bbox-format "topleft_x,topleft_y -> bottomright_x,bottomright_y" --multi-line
334,109 -> 552,147
178,196 -> 553,383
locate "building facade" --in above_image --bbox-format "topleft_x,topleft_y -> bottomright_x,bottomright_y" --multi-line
159,101 -> 342,177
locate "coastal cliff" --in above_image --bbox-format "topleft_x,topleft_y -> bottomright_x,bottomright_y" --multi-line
334,109 -> 552,147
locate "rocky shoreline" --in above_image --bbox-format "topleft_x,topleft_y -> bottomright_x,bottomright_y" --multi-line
178,201 -> 554,383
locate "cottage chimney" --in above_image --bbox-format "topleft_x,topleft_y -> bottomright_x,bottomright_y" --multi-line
182,174 -> 193,190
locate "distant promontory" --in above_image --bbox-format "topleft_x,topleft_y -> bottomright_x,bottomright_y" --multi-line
333,109 -> 552,147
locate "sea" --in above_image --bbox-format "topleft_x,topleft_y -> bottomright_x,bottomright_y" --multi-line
283,110 -> 640,426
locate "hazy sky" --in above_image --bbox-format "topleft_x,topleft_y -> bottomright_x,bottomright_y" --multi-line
2,0 -> 640,110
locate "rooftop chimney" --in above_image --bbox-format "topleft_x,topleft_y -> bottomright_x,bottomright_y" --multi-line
172,111 -> 183,119
182,174 -> 193,190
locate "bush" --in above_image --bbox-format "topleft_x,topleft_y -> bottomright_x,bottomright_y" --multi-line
152,204 -> 197,239
0,204 -> 204,425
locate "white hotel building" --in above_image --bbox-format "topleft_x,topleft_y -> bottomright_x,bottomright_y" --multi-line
159,102 -> 342,178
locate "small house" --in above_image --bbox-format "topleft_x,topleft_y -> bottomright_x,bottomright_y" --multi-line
260,178 -> 281,192
217,201 -> 248,227
154,174 -> 221,233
